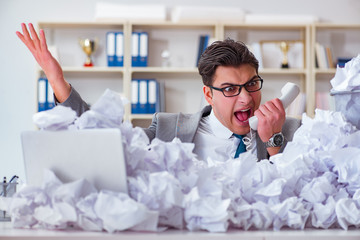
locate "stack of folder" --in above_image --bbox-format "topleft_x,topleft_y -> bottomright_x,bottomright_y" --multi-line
131,79 -> 164,114
106,31 -> 148,67
106,32 -> 124,67
131,32 -> 148,67
38,78 -> 55,112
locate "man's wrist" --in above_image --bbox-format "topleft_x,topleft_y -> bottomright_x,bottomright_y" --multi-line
264,132 -> 284,148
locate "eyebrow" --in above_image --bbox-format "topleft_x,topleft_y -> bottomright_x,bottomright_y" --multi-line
219,75 -> 259,87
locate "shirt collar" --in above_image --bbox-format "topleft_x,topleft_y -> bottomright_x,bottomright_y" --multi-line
208,109 -> 234,139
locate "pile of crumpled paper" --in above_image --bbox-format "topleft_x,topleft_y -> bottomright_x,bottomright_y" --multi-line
1,56 -> 360,233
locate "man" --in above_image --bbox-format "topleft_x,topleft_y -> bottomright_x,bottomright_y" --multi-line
16,23 -> 301,161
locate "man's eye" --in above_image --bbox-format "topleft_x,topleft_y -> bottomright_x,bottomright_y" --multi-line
246,81 -> 257,87
223,86 -> 236,92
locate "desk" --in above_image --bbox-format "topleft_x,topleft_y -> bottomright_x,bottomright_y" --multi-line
1,222 -> 360,240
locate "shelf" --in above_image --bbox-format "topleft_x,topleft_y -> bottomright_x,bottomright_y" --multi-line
224,23 -> 310,29
38,66 -> 124,73
130,114 -> 153,121
131,67 -> 198,73
63,66 -> 124,73
38,21 -> 125,29
314,69 -> 336,74
130,21 -> 218,28
38,20 -> 353,122
313,23 -> 360,29
259,68 -> 307,75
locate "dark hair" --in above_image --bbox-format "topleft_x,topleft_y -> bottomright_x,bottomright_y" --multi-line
198,38 -> 259,86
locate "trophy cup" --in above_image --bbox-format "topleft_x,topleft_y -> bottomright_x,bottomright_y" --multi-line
79,38 -> 98,67
279,41 -> 290,68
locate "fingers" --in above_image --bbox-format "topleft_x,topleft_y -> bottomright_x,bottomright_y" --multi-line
17,23 -> 49,60
258,98 -> 284,117
255,98 -> 286,142
28,23 -> 41,51
39,29 -> 48,51
15,30 -> 25,43
16,23 -> 35,52
255,98 -> 285,132
21,22 -> 31,40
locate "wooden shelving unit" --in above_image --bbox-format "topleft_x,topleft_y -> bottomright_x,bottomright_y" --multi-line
36,21 -> 358,124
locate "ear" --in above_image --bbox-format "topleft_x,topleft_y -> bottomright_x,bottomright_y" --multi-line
203,85 -> 213,105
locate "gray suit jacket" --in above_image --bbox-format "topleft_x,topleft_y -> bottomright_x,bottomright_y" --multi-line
143,105 -> 302,160
61,88 -> 302,160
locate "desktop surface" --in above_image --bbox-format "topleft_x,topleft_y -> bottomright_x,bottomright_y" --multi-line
1,222 -> 360,240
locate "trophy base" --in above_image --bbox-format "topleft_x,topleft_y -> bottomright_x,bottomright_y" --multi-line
84,62 -> 94,67
281,63 -> 289,69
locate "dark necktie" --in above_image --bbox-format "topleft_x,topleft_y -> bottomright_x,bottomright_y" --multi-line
234,134 -> 246,158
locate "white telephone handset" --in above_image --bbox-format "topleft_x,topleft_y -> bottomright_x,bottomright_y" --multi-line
249,82 -> 300,130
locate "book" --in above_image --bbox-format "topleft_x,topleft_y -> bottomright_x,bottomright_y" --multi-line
337,58 -> 352,68
131,80 -> 139,114
37,77 -> 55,112
315,43 -> 327,69
147,79 -> 157,114
325,47 -> 334,69
156,81 -> 165,112
138,79 -> 148,113
196,35 -> 205,66
115,32 -> 124,66
131,32 -> 139,67
38,78 -> 47,112
106,32 -> 116,66
139,32 -> 148,67
196,35 -> 211,66
47,81 -> 55,110
131,79 -> 162,114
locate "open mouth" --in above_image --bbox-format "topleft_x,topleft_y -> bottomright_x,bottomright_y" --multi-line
234,108 -> 252,123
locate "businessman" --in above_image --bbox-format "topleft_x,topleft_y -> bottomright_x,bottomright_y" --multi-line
17,23 -> 301,161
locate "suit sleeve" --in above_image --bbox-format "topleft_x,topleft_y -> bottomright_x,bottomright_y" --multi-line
55,85 -> 90,117
142,113 -> 158,142
279,117 -> 302,153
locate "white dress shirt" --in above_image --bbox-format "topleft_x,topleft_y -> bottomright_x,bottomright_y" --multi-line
193,109 -> 257,161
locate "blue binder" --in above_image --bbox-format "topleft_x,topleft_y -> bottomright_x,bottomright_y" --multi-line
196,34 -> 210,66
139,32 -> 148,67
138,79 -> 148,113
115,32 -> 124,66
106,32 -> 116,67
131,32 -> 139,66
202,35 -> 209,53
38,78 -> 47,112
147,79 -> 157,114
196,35 -> 205,66
46,79 -> 55,110
156,80 -> 161,112
131,79 -> 139,114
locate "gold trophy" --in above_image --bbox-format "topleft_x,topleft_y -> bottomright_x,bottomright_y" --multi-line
279,41 -> 290,68
79,38 -> 98,67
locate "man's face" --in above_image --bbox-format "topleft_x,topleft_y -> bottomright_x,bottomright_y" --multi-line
203,64 -> 261,135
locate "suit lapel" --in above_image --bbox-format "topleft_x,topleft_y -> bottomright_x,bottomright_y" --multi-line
176,105 -> 212,143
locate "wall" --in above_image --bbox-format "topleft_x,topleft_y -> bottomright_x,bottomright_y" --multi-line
1,0 -> 360,181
